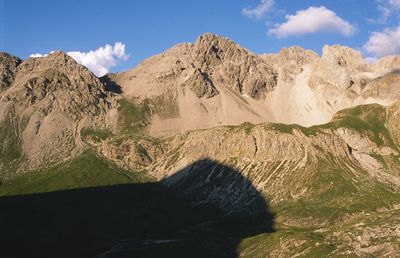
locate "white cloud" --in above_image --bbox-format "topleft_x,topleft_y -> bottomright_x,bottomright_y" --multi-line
268,6 -> 356,38
30,42 -> 128,76
371,0 -> 400,23
377,5 -> 391,22
67,42 -> 128,76
242,0 -> 274,19
30,53 -> 46,58
389,0 -> 400,8
29,50 -> 55,58
364,26 -> 400,57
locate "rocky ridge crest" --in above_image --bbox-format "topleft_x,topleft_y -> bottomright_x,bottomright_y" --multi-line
108,34 -> 400,135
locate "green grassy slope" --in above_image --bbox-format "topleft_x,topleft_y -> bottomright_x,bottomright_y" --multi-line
0,110 -> 23,177
0,150 -> 148,196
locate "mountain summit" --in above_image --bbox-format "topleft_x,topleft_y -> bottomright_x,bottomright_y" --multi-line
106,33 -> 400,135
0,51 -> 116,171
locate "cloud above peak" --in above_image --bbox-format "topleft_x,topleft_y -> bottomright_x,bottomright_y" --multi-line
30,42 -> 128,76
269,6 -> 356,38
242,0 -> 274,19
67,42 -> 128,76
364,26 -> 400,57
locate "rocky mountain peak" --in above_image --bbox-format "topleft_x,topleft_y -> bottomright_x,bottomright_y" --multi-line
194,33 -> 243,68
195,32 -> 232,45
0,50 -> 117,170
2,50 -> 112,120
194,32 -> 237,51
194,32 -> 258,67
321,45 -> 369,71
309,45 -> 371,92
106,34 -> 400,136
279,46 -> 319,62
19,50 -> 93,77
192,33 -> 277,98
262,46 -> 319,82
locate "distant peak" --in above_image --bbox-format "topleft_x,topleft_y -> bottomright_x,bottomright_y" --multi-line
279,46 -> 319,57
48,50 -> 67,57
44,50 -> 74,61
0,52 -> 22,62
195,32 -> 234,46
23,50 -> 82,71
322,44 -> 364,60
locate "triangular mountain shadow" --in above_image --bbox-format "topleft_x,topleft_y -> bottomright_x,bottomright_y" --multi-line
0,159 -> 275,258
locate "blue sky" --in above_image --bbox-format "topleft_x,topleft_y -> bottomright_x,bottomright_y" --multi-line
1,0 -> 400,75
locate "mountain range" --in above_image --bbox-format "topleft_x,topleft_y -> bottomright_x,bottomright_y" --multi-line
1,33 -> 400,257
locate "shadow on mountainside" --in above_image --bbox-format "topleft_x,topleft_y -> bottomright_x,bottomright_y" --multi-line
100,75 -> 122,95
0,159 -> 275,258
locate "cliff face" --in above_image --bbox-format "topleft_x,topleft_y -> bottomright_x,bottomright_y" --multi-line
388,100 -> 400,145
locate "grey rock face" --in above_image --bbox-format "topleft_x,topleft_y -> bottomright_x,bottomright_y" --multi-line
194,33 -> 277,98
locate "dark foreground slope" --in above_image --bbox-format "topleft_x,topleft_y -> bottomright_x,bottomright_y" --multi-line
0,152 -> 274,258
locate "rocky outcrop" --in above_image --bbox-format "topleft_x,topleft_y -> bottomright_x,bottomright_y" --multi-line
309,45 -> 371,91
387,101 -> 400,146
0,52 -> 22,92
262,46 -> 319,82
194,33 -> 277,98
186,68 -> 218,98
360,71 -> 400,102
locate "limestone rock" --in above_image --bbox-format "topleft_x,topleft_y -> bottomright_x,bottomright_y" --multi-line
387,101 -> 400,145
193,33 -> 277,98
360,72 -> 400,102
313,45 -> 370,89
262,46 -> 319,82
186,68 -> 218,98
